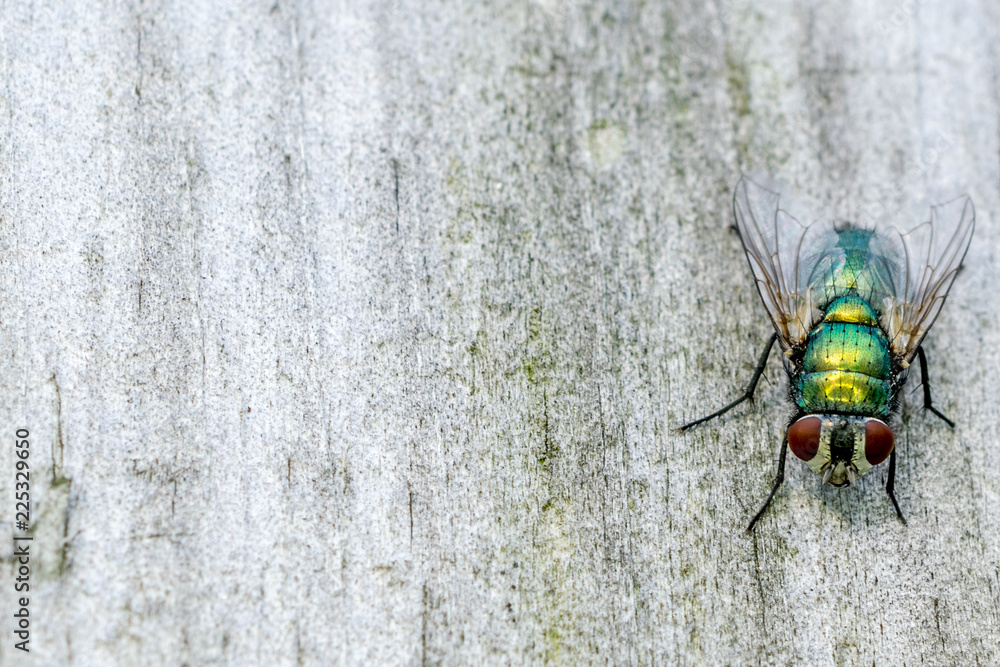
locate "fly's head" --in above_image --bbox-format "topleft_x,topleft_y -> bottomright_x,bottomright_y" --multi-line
786,415 -> 894,487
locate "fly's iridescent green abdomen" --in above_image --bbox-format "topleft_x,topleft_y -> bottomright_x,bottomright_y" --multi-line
797,296 -> 892,418
679,178 -> 975,531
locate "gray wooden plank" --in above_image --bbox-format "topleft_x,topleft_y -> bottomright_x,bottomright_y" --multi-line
1,1 -> 998,664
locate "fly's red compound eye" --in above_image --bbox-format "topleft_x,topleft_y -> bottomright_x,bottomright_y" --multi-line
788,416 -> 822,461
864,419 -> 894,465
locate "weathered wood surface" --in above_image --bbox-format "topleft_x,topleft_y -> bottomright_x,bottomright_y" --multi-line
2,0 -> 999,664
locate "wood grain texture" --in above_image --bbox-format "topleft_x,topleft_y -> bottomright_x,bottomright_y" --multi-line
1,0 -> 999,664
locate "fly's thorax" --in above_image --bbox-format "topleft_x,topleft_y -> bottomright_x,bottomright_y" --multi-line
808,229 -> 899,311
787,415 -> 895,487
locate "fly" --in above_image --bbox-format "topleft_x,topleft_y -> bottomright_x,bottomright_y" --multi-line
681,178 -> 975,531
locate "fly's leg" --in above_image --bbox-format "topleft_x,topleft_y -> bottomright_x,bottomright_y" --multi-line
916,346 -> 955,428
886,447 -> 906,525
678,333 -> 777,432
746,436 -> 787,532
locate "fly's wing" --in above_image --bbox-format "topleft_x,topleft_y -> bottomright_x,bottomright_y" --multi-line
883,195 -> 975,362
733,177 -> 831,350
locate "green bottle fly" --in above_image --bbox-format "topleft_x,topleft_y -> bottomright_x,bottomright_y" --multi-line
681,178 -> 975,530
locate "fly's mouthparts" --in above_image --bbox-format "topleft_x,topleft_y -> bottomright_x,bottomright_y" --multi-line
821,465 -> 834,486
